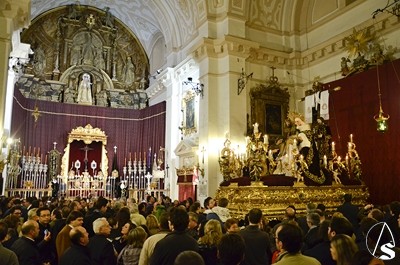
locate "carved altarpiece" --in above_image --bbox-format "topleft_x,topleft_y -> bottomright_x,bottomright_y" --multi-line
250,73 -> 290,142
19,5 -> 149,109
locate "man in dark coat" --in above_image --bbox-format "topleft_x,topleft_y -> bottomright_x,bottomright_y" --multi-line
239,208 -> 272,265
11,220 -> 44,265
87,217 -> 117,265
150,207 -> 199,265
59,226 -> 91,265
336,194 -> 360,230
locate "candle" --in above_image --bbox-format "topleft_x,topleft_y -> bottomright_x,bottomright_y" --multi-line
124,157 -> 127,166
33,147 -> 36,156
129,152 -> 132,161
134,152 -> 137,161
144,152 -> 146,161
38,147 -> 40,156
350,134 -> 353,143
348,142 -> 352,150
300,155 -> 304,161
264,134 -> 268,144
338,156 -> 341,162
293,139 -> 297,146
323,155 -> 327,167
268,149 -> 272,158
345,155 -> 349,166
29,146 -> 31,156
332,142 -> 335,151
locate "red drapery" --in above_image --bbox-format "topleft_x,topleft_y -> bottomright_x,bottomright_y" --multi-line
327,59 -> 400,205
11,87 -> 166,176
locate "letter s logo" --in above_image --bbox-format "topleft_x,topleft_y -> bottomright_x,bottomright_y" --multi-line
379,243 -> 396,260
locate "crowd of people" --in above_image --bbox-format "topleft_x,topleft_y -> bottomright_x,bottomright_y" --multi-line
0,193 -> 400,265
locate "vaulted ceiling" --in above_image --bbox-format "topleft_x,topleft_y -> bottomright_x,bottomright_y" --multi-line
31,0 -> 359,61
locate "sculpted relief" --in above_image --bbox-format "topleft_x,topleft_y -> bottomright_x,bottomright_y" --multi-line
19,4 -> 150,109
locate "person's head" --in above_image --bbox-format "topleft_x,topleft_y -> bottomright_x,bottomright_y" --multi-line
218,233 -> 245,265
126,226 -> 147,247
69,226 -> 89,246
330,234 -> 358,265
389,201 -> 400,217
203,197 -> 212,209
37,207 -> 51,225
93,217 -> 111,236
285,205 -> 296,220
121,221 -> 135,236
0,221 -> 8,242
158,212 -> 170,230
343,194 -> 352,203
218,198 -> 229,208
66,210 -> 84,227
174,250 -> 205,265
21,220 -> 40,239
306,202 -> 317,213
95,197 -> 109,213
70,200 -> 82,212
188,212 -> 198,229
224,218 -> 239,233
146,214 -> 159,230
276,223 -> 303,254
367,208 -> 384,222
328,216 -> 354,240
307,212 -> 320,228
169,207 -> 189,232
51,208 -> 62,221
248,208 -> 263,225
10,205 -> 23,218
201,219 -> 223,246
189,202 -> 201,213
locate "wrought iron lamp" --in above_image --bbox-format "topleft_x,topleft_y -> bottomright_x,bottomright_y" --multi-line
372,0 -> 400,18
182,77 -> 204,98
373,64 -> 390,132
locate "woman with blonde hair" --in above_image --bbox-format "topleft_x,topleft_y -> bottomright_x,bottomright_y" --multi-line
145,214 -> 159,236
117,226 -> 147,265
198,219 -> 223,265
330,234 -> 358,265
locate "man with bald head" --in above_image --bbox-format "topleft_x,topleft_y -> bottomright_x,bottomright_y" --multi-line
11,220 -> 43,265
59,226 -> 91,265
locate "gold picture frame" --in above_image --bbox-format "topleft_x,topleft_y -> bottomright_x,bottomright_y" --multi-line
182,91 -> 197,135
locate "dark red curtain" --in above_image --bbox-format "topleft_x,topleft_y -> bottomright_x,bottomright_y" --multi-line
11,87 -> 166,176
327,59 -> 400,205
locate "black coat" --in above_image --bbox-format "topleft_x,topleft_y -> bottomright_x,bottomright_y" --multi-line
239,225 -> 272,265
11,236 -> 41,265
87,234 -> 117,265
59,244 -> 92,265
303,241 -> 335,265
150,230 -> 199,265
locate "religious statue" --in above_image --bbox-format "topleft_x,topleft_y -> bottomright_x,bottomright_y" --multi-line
313,117 -> 332,160
121,56 -> 136,86
33,46 -> 46,77
82,32 -> 96,65
103,7 -> 114,28
77,73 -> 93,105
94,49 -> 106,70
292,113 -> 327,185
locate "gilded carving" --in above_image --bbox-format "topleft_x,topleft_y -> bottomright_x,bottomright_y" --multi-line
20,5 -> 149,109
216,184 -> 370,219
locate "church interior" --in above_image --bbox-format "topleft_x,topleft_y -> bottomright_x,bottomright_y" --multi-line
1,0 -> 400,216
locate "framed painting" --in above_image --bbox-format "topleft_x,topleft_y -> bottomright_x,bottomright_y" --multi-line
265,103 -> 283,135
182,91 -> 197,135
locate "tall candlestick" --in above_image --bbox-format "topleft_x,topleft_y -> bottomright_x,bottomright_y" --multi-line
263,134 -> 268,144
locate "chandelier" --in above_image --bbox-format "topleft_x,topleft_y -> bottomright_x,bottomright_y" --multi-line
373,63 -> 390,132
